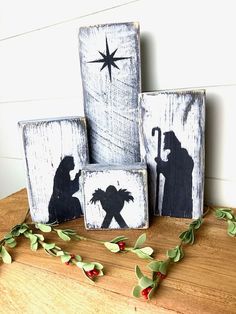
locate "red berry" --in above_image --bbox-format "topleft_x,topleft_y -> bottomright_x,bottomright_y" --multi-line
160,274 -> 166,280
70,254 -> 76,259
141,288 -> 148,296
92,268 -> 100,276
157,271 -> 161,277
141,288 -> 150,300
65,261 -> 70,265
85,270 -> 94,278
118,241 -> 126,250
141,287 -> 152,300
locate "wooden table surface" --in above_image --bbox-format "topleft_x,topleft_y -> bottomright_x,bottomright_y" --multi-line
0,189 -> 236,314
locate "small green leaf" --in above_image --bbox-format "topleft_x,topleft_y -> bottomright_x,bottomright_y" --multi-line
62,229 -> 77,235
5,240 -> 17,248
104,242 -> 120,253
76,261 -> 85,269
75,255 -> 82,262
93,262 -> 103,270
31,242 -> 38,251
215,208 -> 233,220
190,217 -> 203,230
19,227 -> 28,234
4,233 -> 13,240
148,287 -> 156,300
167,248 -> 177,259
225,212 -> 233,220
56,251 -> 65,256
167,246 -> 184,262
227,220 -> 236,237
215,209 -> 225,219
179,229 -> 194,244
159,261 -> 169,275
0,246 -> 12,264
43,243 -> 56,250
36,223 -> 52,232
148,261 -> 162,272
139,247 -> 153,256
35,234 -> 44,241
60,255 -> 71,263
217,207 -> 232,212
133,233 -> 146,249
135,265 -> 144,279
5,237 -> 15,244
11,227 -> 21,237
110,236 -> 128,243
179,230 -> 190,242
174,246 -> 184,262
24,232 -> 38,244
133,248 -> 153,260
139,276 -> 154,289
57,230 -> 71,241
82,263 -> 95,271
132,285 -> 142,298
29,234 -> 38,245
97,270 -> 104,277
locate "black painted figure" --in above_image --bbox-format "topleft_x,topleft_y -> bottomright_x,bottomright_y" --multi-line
48,156 -> 82,223
155,131 -> 194,218
90,185 -> 134,228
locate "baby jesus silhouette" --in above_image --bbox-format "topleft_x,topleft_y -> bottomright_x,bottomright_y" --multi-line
90,185 -> 134,228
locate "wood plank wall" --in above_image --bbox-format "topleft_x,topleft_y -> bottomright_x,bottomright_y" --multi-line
0,0 -> 236,207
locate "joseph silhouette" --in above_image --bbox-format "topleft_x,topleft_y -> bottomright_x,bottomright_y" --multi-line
155,131 -> 193,218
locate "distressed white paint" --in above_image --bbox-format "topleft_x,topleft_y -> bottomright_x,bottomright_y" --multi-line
140,90 -> 205,219
79,22 -> 141,163
82,164 -> 148,229
18,117 -> 89,222
0,1 -> 236,207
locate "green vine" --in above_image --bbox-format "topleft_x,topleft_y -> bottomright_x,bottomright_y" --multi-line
0,206 -> 235,299
214,207 -> 236,237
0,214 -> 153,282
132,217 -> 203,300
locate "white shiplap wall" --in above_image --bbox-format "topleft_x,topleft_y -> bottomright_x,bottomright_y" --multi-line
0,0 -> 235,207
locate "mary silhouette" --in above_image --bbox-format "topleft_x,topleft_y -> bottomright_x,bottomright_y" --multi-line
48,156 -> 82,223
155,131 -> 194,218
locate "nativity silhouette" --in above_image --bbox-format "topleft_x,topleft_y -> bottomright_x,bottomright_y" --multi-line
90,185 -> 134,228
48,156 -> 82,223
154,130 -> 194,218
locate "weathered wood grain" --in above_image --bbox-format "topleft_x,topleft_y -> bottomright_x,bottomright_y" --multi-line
18,117 -> 89,223
140,90 -> 205,218
82,163 -> 148,229
79,22 -> 141,164
0,189 -> 236,314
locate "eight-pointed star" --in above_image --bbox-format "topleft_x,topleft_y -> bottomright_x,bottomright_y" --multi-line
88,37 -> 130,82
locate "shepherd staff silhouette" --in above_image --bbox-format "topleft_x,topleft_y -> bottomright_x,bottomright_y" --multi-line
90,185 -> 134,228
153,129 -> 194,218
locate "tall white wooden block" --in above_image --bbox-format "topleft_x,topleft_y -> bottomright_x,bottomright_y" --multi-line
82,163 -> 148,229
140,90 -> 205,219
79,22 -> 141,164
18,116 -> 89,223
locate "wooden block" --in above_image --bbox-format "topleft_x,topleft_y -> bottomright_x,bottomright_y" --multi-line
79,22 -> 141,164
18,116 -> 89,223
82,163 -> 148,229
140,90 -> 205,219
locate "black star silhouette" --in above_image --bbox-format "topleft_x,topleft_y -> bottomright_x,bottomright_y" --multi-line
87,37 -> 130,82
